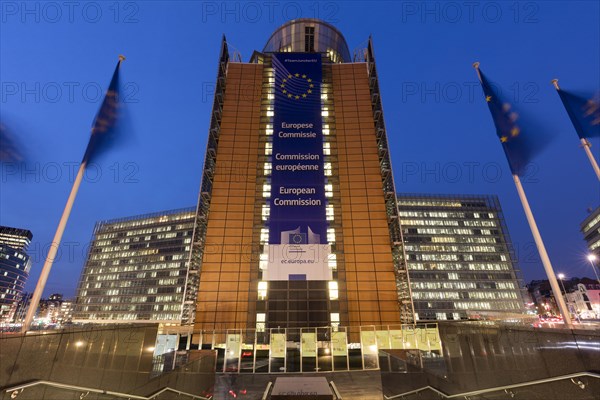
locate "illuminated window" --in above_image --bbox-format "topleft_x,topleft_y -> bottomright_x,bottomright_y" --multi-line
256,313 -> 266,332
330,313 -> 340,330
262,184 -> 271,197
261,205 -> 270,221
328,254 -> 337,270
328,281 -> 338,300
264,163 -> 272,176
327,228 -> 336,243
259,253 -> 268,270
260,229 -> 269,244
325,184 -> 333,198
258,281 -> 268,300
324,163 -> 332,176
326,205 -> 334,221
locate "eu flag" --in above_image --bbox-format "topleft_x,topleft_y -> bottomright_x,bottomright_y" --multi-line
82,57 -> 124,165
475,65 -> 547,177
556,89 -> 600,139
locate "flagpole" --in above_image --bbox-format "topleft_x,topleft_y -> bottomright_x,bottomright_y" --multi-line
473,62 -> 574,328
20,56 -> 124,333
21,162 -> 87,333
579,138 -> 600,180
551,79 -> 600,181
512,174 -> 574,328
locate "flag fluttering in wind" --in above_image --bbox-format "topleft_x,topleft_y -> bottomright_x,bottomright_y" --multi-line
472,62 -> 574,328
22,56 -> 126,333
474,65 -> 551,177
552,80 -> 600,180
555,88 -> 600,139
82,56 -> 125,165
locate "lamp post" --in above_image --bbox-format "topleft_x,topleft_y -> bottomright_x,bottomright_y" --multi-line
587,254 -> 600,285
557,273 -> 568,318
557,273 -> 579,323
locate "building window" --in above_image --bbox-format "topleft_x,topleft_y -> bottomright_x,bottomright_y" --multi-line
305,26 -> 315,52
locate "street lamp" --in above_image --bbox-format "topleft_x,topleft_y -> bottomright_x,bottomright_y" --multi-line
557,273 -> 578,323
587,254 -> 600,285
556,273 -> 568,318
557,273 -> 567,294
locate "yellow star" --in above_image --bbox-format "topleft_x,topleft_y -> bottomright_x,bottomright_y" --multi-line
511,127 -> 520,137
288,74 -> 292,78
295,95 -> 300,99
307,89 -> 312,94
295,73 -> 300,77
282,78 -> 287,82
584,99 -> 598,117
282,89 -> 287,94
307,79 -> 312,82
302,93 -> 307,98
309,84 -> 314,88
500,136 -> 508,143
280,84 -> 285,88
288,94 -> 292,98
485,95 -> 492,102
302,74 -> 306,78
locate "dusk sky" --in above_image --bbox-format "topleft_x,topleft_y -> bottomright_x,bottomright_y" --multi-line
1,1 -> 599,298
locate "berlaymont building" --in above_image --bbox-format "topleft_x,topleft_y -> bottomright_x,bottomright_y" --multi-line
190,18 -> 414,336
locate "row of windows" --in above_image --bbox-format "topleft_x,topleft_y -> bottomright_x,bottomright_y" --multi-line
427,236 -> 498,244
77,313 -> 181,320
399,211 -> 495,219
409,262 -> 510,271
404,244 -> 500,253
86,262 -> 185,274
414,228 -> 498,235
413,291 -> 518,300
90,251 -> 189,261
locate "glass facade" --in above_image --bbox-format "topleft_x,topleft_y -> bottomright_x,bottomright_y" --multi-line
397,194 -> 526,320
73,208 -> 197,323
581,205 -> 600,258
0,226 -> 32,322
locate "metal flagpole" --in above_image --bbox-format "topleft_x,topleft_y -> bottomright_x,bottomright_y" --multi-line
21,162 -> 87,332
472,63 -> 574,328
551,79 -> 600,181
20,55 -> 124,333
512,174 -> 574,328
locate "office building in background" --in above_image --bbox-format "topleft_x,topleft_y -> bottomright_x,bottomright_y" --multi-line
397,194 -> 526,320
72,208 -> 197,324
0,226 -> 33,322
581,206 -> 600,259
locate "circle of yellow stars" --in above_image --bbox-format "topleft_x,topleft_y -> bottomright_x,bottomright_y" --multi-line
485,94 -> 521,143
280,73 -> 315,100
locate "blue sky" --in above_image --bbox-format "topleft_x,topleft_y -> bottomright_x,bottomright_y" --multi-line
1,1 -> 599,297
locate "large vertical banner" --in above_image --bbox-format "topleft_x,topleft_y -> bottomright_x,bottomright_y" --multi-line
264,53 -> 331,281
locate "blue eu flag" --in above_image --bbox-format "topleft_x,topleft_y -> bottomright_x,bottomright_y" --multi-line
475,65 -> 547,177
82,57 -> 124,165
556,88 -> 600,139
